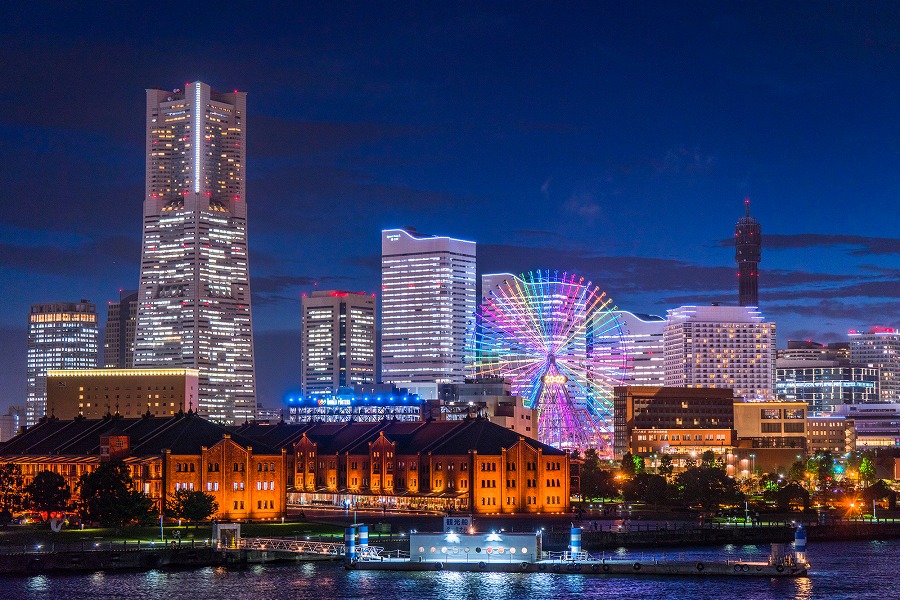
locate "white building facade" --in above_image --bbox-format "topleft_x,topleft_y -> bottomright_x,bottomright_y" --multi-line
134,82 -> 256,424
664,305 -> 776,400
381,228 -> 476,385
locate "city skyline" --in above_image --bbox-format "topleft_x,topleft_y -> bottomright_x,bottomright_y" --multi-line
1,4 -> 899,411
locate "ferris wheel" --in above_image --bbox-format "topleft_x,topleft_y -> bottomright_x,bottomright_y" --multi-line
468,270 -> 630,455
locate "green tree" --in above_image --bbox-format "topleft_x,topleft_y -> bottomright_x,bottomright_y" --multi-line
633,455 -> 646,475
579,448 -> 619,501
788,460 -> 806,483
675,465 -> 743,511
620,452 -> 636,478
859,457 -> 876,486
657,453 -> 674,478
816,451 -> 835,485
700,450 -> 717,468
77,461 -> 155,528
167,489 -> 218,526
764,482 -> 809,511
24,471 -> 71,514
622,474 -> 668,505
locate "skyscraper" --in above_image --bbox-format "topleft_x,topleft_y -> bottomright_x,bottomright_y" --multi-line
735,198 -> 761,307
664,305 -> 776,400
381,228 -> 476,385
301,290 -> 376,397
26,301 -> 99,426
134,81 -> 256,424
103,289 -> 138,368
849,326 -> 900,401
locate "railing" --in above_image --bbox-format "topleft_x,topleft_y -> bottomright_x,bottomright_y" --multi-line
236,537 -> 345,556
547,551 -> 589,562
0,539 -> 211,555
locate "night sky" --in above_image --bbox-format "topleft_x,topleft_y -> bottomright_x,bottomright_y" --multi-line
2,3 -> 899,411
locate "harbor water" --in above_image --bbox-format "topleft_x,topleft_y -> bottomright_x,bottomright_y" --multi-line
4,539 -> 895,599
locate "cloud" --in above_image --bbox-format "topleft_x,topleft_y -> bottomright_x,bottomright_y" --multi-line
250,164 -> 466,229
250,115 -> 423,158
765,299 -> 900,323
653,145 -> 717,176
479,243 -> 862,298
760,280 -> 900,302
563,192 -> 602,221
252,274 -> 350,300
0,236 -> 140,276
718,233 -> 900,255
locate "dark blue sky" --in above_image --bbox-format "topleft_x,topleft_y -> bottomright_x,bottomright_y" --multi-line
2,2 -> 899,410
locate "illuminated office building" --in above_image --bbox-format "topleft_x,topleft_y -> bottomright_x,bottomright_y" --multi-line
664,305 -> 776,400
301,291 -> 376,397
26,301 -> 99,426
104,289 -> 138,368
381,228 -> 476,385
849,327 -> 900,402
134,81 -> 256,424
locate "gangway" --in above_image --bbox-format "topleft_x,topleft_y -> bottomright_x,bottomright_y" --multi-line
236,537 -> 347,556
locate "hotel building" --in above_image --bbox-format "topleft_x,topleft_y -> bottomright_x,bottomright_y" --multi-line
381,228 -> 476,385
134,82 -> 256,424
301,291 -> 376,397
26,301 -> 99,426
664,305 -> 776,400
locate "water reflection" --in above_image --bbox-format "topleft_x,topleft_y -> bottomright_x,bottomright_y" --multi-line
2,541 -> 894,600
25,575 -> 48,592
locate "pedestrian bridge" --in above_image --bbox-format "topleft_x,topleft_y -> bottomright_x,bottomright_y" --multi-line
233,537 -> 364,557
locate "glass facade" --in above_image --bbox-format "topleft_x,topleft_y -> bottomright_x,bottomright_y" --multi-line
26,301 -> 99,426
134,82 -> 256,424
776,363 -> 879,413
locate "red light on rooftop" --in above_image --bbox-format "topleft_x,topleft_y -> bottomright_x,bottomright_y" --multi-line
330,292 -> 349,297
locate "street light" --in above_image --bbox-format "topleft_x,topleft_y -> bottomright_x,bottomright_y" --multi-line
749,454 -> 756,476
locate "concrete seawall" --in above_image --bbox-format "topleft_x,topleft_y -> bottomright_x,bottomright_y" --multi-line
0,546 -> 220,575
